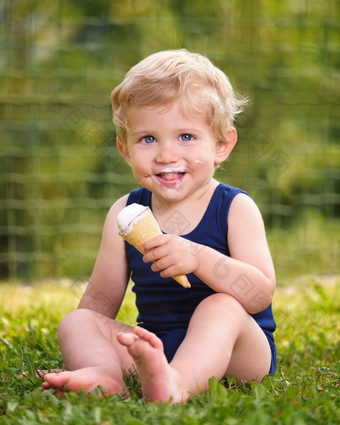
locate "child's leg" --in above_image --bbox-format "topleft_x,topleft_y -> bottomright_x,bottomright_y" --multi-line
43,309 -> 135,395
118,293 -> 271,403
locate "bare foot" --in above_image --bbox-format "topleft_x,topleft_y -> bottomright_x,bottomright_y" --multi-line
42,366 -> 125,396
117,327 -> 186,403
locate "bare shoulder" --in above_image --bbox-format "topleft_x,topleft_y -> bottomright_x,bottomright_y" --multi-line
228,193 -> 264,225
101,194 -> 129,245
106,194 -> 129,223
228,193 -> 265,235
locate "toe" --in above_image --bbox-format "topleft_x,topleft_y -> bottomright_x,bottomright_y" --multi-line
44,372 -> 69,387
134,327 -> 163,349
116,331 -> 138,346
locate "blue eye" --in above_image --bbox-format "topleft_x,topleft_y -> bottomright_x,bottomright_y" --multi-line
180,134 -> 193,142
142,135 -> 155,144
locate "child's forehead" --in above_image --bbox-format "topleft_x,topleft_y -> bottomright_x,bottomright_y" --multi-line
126,99 -> 209,129
126,95 -> 210,119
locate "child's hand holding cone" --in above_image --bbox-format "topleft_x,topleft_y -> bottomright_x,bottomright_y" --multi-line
117,203 -> 191,288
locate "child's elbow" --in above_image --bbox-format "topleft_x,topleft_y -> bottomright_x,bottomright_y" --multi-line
247,278 -> 275,314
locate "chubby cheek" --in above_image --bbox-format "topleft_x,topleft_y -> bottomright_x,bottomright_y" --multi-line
133,166 -> 148,182
129,150 -> 151,174
190,144 -> 218,169
191,157 -> 215,173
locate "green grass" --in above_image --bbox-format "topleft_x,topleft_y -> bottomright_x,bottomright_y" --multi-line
0,277 -> 339,425
267,210 -> 340,284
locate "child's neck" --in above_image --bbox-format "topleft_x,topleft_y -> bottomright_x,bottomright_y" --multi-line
151,179 -> 220,235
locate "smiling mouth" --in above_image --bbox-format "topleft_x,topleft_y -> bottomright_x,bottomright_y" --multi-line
156,172 -> 185,180
153,172 -> 187,187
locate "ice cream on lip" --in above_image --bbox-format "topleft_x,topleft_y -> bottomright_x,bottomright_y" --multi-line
155,166 -> 187,174
116,203 -> 191,288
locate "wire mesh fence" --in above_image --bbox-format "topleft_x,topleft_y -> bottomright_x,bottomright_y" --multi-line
1,0 -> 339,281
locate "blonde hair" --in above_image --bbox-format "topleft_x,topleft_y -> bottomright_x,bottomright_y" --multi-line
111,49 -> 247,144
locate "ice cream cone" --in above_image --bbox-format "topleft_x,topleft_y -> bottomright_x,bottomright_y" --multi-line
172,274 -> 191,289
117,204 -> 191,288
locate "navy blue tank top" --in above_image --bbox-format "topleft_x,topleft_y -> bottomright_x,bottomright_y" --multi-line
125,183 -> 276,339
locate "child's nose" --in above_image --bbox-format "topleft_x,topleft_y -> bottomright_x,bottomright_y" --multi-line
155,141 -> 178,163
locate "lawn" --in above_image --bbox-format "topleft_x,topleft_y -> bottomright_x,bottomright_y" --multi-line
0,276 -> 339,425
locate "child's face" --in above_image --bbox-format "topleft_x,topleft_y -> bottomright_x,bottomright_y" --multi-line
117,99 -> 235,205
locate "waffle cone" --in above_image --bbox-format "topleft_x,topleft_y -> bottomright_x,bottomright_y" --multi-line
122,211 -> 162,254
120,210 -> 191,288
172,274 -> 191,289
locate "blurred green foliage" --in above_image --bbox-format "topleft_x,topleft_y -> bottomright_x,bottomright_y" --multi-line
0,0 -> 339,281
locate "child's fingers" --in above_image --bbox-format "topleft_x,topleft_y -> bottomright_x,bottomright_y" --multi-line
143,247 -> 167,264
142,234 -> 171,252
142,236 -> 174,262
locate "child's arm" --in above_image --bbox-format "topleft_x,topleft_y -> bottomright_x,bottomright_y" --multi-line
78,195 -> 130,319
143,194 -> 275,315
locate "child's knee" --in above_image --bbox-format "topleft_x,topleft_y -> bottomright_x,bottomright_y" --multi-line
58,309 -> 96,337
201,293 -> 246,316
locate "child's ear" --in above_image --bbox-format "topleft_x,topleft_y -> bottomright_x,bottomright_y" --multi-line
214,127 -> 237,165
116,138 -> 131,163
